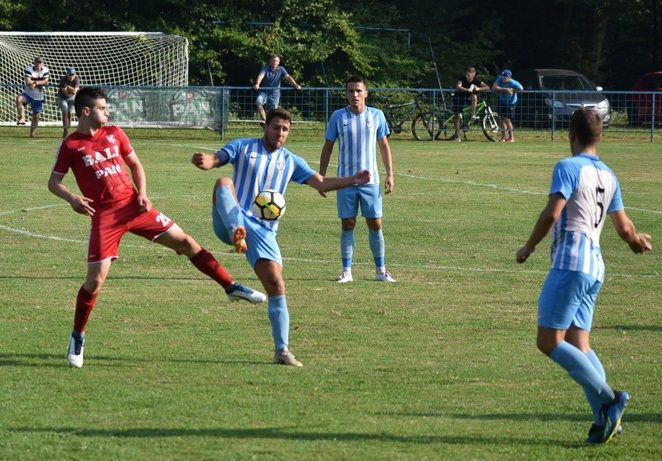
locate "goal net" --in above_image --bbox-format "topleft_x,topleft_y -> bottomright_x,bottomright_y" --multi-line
0,32 -> 189,126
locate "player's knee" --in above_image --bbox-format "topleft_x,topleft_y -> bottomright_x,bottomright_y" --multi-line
366,218 -> 382,230
214,177 -> 233,189
341,218 -> 356,230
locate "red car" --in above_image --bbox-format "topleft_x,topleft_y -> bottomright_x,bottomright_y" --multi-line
629,71 -> 662,126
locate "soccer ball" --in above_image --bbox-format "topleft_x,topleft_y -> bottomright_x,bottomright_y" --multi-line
252,190 -> 286,221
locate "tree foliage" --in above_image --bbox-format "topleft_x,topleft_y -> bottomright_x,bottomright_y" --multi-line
1,0 -> 659,89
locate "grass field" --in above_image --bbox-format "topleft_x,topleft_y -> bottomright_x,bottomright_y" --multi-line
1,127 -> 660,460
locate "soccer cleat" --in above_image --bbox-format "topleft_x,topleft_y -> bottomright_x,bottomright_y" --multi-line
375,271 -> 396,282
506,136 -> 515,142
225,283 -> 266,303
602,391 -> 630,443
499,136 -> 508,142
585,423 -> 624,444
231,226 -> 247,253
336,271 -> 353,283
273,349 -> 303,367
67,332 -> 85,368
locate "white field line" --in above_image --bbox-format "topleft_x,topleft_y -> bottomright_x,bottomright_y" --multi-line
1,162 -> 659,278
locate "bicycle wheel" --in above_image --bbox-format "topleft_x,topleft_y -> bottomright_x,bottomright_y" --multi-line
482,109 -> 501,142
411,112 -> 443,141
436,110 -> 457,141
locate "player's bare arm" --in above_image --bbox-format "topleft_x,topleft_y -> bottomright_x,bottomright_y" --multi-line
191,152 -> 220,170
48,172 -> 95,216
378,137 -> 394,194
516,193 -> 567,263
317,140 -> 335,197
609,210 -> 653,253
306,169 -> 371,193
124,152 -> 152,212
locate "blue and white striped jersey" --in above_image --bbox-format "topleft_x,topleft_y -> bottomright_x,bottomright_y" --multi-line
216,138 -> 316,231
325,106 -> 390,185
549,153 -> 624,282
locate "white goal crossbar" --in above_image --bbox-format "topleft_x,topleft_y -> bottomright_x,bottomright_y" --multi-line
0,32 -> 190,127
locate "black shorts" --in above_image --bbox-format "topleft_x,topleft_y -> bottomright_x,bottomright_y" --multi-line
452,94 -> 472,114
498,102 -> 517,119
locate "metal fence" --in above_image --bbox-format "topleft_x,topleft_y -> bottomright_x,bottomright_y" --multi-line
2,84 -> 659,141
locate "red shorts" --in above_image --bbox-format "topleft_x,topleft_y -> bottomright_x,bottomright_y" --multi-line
88,199 -> 175,263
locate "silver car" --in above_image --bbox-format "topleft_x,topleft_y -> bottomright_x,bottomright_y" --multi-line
517,69 -> 612,128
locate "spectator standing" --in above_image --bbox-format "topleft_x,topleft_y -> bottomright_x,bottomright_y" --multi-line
252,54 -> 301,122
16,57 -> 49,138
58,66 -> 80,138
492,69 -> 523,142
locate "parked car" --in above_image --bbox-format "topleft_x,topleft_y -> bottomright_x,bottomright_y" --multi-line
516,69 -> 612,129
628,71 -> 662,126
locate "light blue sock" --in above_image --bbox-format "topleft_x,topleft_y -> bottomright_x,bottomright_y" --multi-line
341,229 -> 355,271
369,229 -> 385,271
215,186 -> 243,230
267,295 -> 289,351
550,342 -> 615,406
585,349 -> 607,424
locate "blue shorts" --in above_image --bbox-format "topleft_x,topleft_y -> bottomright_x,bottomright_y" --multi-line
538,269 -> 602,331
212,203 -> 282,268
256,91 -> 280,110
498,102 -> 516,120
336,183 -> 382,219
21,93 -> 44,113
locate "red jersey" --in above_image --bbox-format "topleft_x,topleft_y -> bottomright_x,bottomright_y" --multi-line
52,125 -> 136,211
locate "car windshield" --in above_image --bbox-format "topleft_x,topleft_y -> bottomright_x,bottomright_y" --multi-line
540,75 -> 594,90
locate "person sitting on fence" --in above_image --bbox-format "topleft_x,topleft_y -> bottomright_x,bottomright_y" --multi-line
452,66 -> 489,142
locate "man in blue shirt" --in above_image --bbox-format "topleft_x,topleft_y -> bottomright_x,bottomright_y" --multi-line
516,108 -> 652,444
492,69 -> 523,142
192,108 -> 370,367
252,55 -> 301,122
319,75 -> 396,284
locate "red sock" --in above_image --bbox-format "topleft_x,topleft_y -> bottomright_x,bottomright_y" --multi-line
190,248 -> 233,289
73,285 -> 97,333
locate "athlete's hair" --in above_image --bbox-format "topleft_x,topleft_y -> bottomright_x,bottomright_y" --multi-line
74,87 -> 107,118
465,66 -> 477,73
570,108 -> 602,146
269,54 -> 280,61
346,75 -> 366,88
266,107 -> 292,125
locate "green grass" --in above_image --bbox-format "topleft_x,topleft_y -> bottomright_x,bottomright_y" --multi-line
1,127 -> 660,460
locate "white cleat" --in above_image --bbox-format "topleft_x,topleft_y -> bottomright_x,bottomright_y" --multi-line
336,271 -> 353,283
67,333 -> 85,368
375,271 -> 396,282
226,283 -> 267,303
273,349 -> 303,367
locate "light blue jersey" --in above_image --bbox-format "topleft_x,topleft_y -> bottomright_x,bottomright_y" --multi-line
216,138 -> 315,232
494,76 -> 523,105
548,153 -> 623,282
325,106 -> 390,185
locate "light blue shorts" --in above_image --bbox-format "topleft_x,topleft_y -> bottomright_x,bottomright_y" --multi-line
256,91 -> 280,110
336,183 -> 383,219
538,269 -> 602,331
212,205 -> 281,268
21,93 -> 44,113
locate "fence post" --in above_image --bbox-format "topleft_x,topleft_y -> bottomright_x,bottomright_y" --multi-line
651,92 -> 656,143
550,91 -> 556,141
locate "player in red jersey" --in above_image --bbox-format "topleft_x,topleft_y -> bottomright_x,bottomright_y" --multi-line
48,87 -> 266,368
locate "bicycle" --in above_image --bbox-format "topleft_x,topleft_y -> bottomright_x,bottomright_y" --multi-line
382,92 -> 442,141
437,98 -> 501,142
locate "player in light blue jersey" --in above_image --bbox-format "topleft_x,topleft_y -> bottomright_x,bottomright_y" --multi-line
319,75 -> 396,283
192,108 -> 370,367
516,108 -> 652,444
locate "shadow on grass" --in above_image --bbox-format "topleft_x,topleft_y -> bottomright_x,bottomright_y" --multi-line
12,426 -> 582,447
374,411 -> 662,424
0,352 -> 267,367
594,324 -> 662,333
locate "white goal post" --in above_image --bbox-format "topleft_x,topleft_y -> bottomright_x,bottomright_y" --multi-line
0,32 -> 190,126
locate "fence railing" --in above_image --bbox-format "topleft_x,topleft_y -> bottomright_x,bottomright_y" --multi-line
1,84 -> 658,141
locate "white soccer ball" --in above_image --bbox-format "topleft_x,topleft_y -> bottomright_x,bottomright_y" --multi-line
252,190 -> 286,221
